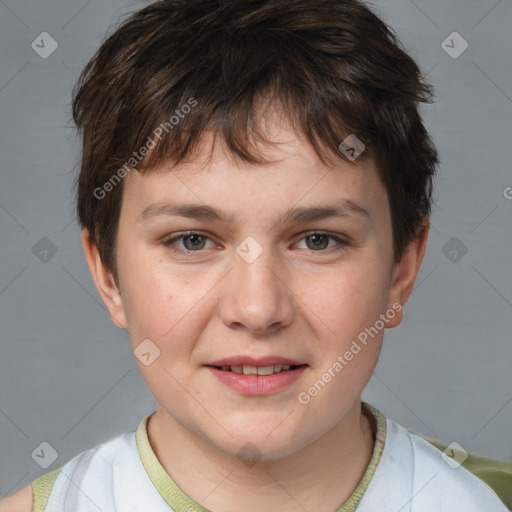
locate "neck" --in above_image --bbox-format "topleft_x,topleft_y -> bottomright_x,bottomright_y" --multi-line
147,401 -> 375,512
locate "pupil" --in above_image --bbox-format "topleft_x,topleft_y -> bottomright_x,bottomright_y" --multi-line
308,234 -> 327,250
185,235 -> 203,250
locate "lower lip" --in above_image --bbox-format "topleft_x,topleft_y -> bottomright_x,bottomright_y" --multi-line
206,366 -> 308,395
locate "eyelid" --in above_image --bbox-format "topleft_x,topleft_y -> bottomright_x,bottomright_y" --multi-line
300,230 -> 350,242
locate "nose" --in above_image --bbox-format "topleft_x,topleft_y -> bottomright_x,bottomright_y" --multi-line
219,241 -> 295,335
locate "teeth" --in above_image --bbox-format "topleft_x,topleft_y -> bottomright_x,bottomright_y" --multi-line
242,365 -> 258,375
257,365 -> 275,376
218,364 -> 298,375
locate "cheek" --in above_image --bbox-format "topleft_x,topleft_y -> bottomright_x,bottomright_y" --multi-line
300,260 -> 391,341
117,249 -> 171,338
119,252 -> 211,351
296,270 -> 385,415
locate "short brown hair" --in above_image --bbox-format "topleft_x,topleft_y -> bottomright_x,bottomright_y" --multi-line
72,0 -> 438,282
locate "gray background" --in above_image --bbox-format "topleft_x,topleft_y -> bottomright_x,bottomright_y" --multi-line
1,0 -> 511,498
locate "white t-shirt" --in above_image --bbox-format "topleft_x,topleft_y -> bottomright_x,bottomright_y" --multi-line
31,404 -> 509,511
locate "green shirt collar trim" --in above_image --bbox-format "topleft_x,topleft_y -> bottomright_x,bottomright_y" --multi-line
135,401 -> 386,512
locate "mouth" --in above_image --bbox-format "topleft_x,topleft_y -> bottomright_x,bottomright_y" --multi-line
208,364 -> 307,376
205,358 -> 309,395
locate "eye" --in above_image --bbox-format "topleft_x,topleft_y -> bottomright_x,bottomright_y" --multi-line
162,231 -> 349,255
295,232 -> 349,252
163,231 -> 214,253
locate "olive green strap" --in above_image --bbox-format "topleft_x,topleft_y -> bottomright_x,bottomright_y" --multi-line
136,402 -> 387,512
335,402 -> 386,511
31,467 -> 62,512
136,413 -> 210,511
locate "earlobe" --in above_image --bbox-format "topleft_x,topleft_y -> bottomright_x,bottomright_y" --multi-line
81,228 -> 127,329
386,218 -> 430,328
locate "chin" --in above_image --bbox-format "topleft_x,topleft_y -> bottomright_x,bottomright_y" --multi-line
204,421 -> 306,462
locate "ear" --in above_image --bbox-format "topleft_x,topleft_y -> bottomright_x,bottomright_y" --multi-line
385,218 -> 430,328
81,228 -> 127,329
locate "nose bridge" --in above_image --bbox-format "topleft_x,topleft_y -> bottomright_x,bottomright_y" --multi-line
221,234 -> 293,332
234,234 -> 281,302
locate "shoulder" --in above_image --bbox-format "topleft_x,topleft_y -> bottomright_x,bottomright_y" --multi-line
0,484 -> 33,512
36,429 -> 144,511
386,418 -> 509,511
0,429 -> 138,512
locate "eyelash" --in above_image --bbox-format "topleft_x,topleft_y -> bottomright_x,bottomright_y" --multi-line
162,231 -> 350,256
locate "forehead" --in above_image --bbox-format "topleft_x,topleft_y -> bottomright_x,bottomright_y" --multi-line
121,123 -> 388,226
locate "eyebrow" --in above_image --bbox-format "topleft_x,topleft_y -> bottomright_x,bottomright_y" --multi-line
139,199 -> 371,225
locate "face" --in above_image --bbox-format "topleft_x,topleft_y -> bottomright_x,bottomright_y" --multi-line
85,119 -> 424,461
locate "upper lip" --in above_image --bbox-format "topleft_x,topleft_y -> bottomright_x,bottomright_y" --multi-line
207,356 -> 307,367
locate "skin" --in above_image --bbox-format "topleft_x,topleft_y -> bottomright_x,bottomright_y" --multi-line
0,488 -> 32,512
0,117 -> 428,512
